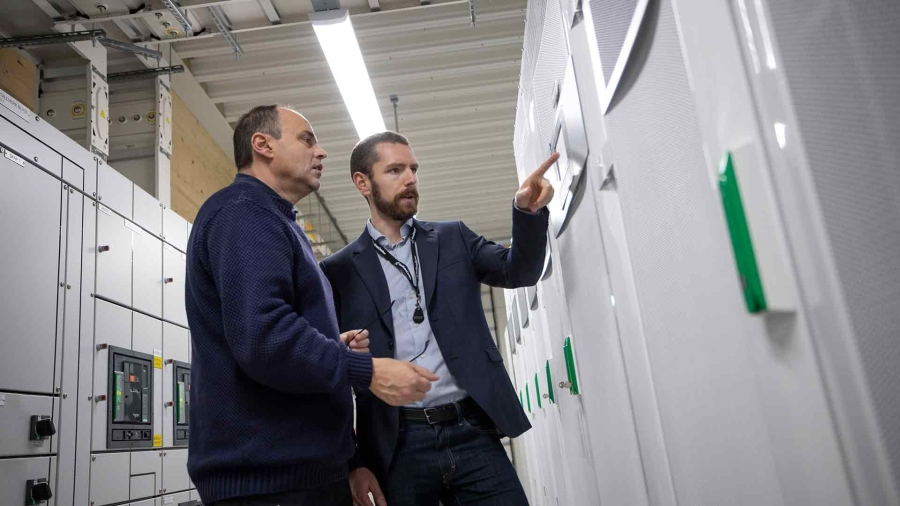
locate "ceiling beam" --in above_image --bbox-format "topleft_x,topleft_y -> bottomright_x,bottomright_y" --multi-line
257,0 -> 281,24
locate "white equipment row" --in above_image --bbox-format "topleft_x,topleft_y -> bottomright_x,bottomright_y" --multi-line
1,88 -> 197,506
505,0 -> 900,505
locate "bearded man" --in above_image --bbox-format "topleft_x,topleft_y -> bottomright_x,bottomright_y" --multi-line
320,131 -> 557,506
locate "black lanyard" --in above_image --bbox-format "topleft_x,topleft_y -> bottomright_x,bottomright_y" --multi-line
372,227 -> 425,325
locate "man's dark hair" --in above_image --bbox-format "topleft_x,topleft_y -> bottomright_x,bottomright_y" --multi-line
350,131 -> 410,179
232,105 -> 289,171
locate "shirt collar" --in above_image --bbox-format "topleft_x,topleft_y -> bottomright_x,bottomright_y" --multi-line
234,172 -> 298,220
367,218 -> 415,250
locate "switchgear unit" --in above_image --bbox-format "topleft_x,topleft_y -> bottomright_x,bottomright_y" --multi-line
107,346 -> 155,449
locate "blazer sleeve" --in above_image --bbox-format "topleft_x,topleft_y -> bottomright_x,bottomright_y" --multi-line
458,204 -> 549,288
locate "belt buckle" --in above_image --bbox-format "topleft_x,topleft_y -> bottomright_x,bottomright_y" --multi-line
423,407 -> 439,425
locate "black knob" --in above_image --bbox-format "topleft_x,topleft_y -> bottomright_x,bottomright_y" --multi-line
25,478 -> 53,504
31,482 -> 52,501
29,416 -> 56,441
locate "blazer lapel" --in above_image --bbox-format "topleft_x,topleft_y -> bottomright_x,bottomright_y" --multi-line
351,231 -> 395,339
415,221 -> 439,307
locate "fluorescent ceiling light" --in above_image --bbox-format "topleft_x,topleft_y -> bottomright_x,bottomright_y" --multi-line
311,9 -> 385,140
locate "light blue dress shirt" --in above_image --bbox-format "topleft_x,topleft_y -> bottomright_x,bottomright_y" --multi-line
366,219 -> 468,408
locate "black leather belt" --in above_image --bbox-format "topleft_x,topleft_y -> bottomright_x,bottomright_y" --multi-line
401,397 -> 480,425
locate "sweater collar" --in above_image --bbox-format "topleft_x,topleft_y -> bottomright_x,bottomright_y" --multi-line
234,173 -> 298,220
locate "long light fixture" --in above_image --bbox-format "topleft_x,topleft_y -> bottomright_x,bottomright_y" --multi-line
310,9 -> 385,140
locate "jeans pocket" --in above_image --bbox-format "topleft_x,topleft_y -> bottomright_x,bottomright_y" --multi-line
461,413 -> 503,436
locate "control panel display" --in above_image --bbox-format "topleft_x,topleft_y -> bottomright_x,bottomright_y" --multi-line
107,346 -> 154,449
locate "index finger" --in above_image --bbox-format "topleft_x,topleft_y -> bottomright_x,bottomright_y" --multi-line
529,152 -> 560,179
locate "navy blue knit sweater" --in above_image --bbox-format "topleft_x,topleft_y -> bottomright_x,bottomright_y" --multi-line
185,173 -> 373,503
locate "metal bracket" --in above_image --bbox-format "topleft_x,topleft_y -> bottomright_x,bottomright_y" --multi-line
108,65 -> 185,83
0,29 -> 105,49
161,0 -> 193,34
208,5 -> 243,57
390,94 -> 399,132
97,37 -> 162,60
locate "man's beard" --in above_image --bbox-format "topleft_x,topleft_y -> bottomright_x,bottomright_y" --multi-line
371,179 -> 419,221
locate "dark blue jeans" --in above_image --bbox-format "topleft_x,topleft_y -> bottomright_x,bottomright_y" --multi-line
209,477 -> 352,505
386,408 -> 529,505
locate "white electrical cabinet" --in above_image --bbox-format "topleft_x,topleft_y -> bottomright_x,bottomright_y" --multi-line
1,87 -> 194,506
0,148 -> 63,395
508,0 -> 900,504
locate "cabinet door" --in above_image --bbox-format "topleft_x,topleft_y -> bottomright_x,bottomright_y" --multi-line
162,449 -> 190,494
97,162 -> 133,220
134,232 -> 163,318
130,450 -> 162,501
163,245 -> 187,327
0,151 -> 62,394
0,457 -> 53,506
162,208 -> 187,252
90,452 -> 130,506
133,185 -> 162,237
96,207 -> 133,306
0,393 -> 57,457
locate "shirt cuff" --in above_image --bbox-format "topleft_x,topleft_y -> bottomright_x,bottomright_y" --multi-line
513,198 -> 543,215
346,349 -> 374,390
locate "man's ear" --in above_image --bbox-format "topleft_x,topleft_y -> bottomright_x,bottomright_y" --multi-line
251,132 -> 275,162
353,172 -> 371,198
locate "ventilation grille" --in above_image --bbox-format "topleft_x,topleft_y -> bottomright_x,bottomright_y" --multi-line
589,0 -> 639,85
601,0 -> 784,502
766,0 -> 900,489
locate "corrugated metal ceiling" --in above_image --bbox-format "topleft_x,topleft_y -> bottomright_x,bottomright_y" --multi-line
174,0 -> 526,246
